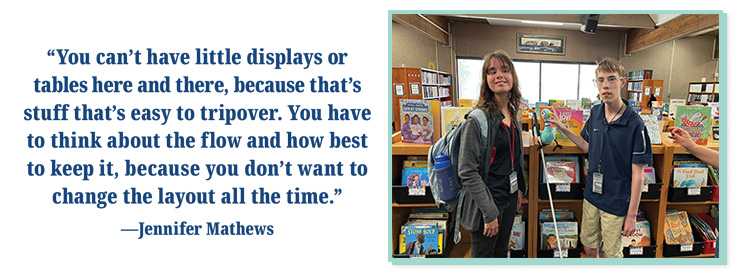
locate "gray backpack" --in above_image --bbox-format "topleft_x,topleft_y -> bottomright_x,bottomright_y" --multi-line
427,109 -> 489,244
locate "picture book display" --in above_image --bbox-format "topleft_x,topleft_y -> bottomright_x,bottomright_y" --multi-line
399,225 -> 441,255
672,167 -> 708,188
543,155 -> 579,184
622,220 -> 652,247
401,167 -> 429,187
674,105 -> 711,145
552,109 -> 583,142
639,114 -> 662,144
440,106 -> 472,137
540,221 -> 578,250
399,99 -> 436,145
664,211 -> 694,245
508,214 -> 525,251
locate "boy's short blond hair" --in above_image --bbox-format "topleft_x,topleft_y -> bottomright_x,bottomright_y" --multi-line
595,57 -> 626,78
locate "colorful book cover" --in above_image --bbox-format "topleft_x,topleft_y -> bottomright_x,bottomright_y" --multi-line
639,114 -> 662,144
508,218 -> 525,251
672,167 -> 708,187
458,99 -> 478,108
674,105 -> 712,145
543,155 -> 579,184
553,109 -> 583,142
401,167 -> 429,187
623,220 -> 652,247
549,99 -> 565,107
440,106 -> 472,137
540,221 -> 578,250
664,211 -> 694,245
400,225 -> 441,255
399,99 -> 435,145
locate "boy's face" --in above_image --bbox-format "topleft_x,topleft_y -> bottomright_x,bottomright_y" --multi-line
596,70 -> 626,105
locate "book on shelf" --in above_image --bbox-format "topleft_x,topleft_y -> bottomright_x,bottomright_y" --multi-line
672,167 -> 708,188
540,221 -> 579,250
543,155 -> 579,184
508,214 -> 525,251
458,99 -> 478,108
403,159 -> 427,168
664,211 -> 694,245
401,167 -> 429,187
639,113 -> 662,144
643,166 -> 657,185
440,106 -> 472,137
566,99 -> 582,110
539,209 -> 574,221
551,109 -> 583,142
622,219 -> 651,247
549,99 -> 565,107
399,99 -> 437,145
707,165 -> 719,186
399,224 -> 442,255
674,105 -> 712,145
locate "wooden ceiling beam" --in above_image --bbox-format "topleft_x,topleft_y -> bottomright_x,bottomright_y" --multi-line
626,14 -> 719,54
392,14 -> 450,45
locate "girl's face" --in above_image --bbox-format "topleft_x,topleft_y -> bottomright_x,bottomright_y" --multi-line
412,116 -> 419,124
422,118 -> 429,126
485,58 -> 514,94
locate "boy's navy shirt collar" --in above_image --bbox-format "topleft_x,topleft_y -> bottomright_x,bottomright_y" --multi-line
597,98 -> 632,126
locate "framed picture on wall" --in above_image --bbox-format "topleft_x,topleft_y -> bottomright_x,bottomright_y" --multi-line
409,83 -> 420,95
394,84 -> 405,97
517,34 -> 566,55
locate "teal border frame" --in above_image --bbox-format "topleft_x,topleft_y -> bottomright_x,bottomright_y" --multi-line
388,10 -> 726,265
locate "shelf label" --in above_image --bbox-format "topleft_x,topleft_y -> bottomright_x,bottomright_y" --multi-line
555,183 -> 571,193
642,184 -> 649,193
680,244 -> 694,252
687,187 -> 701,196
629,246 -> 644,256
408,186 -> 426,196
553,248 -> 568,258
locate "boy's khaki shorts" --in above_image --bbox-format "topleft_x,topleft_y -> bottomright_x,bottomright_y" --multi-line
580,199 -> 624,258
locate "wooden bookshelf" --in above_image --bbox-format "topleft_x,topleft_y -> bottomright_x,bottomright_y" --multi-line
390,129 -> 719,258
392,67 -> 452,128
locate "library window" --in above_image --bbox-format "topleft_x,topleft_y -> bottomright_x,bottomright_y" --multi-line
457,58 -> 598,103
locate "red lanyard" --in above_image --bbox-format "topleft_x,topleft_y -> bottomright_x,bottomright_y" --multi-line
502,120 -> 515,168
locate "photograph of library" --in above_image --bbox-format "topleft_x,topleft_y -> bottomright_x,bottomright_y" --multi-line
390,13 -> 722,259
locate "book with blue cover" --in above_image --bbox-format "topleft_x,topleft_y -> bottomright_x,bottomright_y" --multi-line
401,167 -> 429,187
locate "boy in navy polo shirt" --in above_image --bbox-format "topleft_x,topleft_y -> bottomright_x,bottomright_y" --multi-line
547,58 -> 652,258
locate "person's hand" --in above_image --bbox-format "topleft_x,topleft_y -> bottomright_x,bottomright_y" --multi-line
517,191 -> 523,211
622,216 -> 637,236
667,127 -> 698,151
484,218 -> 499,237
545,108 -> 564,129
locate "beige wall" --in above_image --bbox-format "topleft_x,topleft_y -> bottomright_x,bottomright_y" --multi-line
391,21 -> 452,71
620,36 -> 719,102
453,22 -> 621,63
